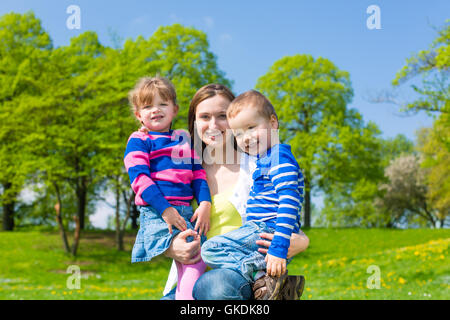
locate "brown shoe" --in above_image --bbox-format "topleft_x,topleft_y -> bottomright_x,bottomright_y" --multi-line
252,272 -> 288,300
279,275 -> 305,300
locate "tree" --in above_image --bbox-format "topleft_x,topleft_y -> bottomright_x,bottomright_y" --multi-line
391,20 -> 449,115
319,133 -> 416,228
417,123 -> 450,228
0,11 -> 52,230
256,54 -> 381,228
377,154 -> 440,228
23,31 -> 116,254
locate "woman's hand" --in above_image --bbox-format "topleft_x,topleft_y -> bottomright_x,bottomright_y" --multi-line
256,231 -> 309,259
164,229 -> 202,265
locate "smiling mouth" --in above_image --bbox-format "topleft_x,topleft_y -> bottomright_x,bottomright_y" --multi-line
151,115 -> 164,121
206,131 -> 224,140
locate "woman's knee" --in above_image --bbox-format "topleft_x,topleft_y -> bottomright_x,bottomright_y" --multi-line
193,269 -> 252,300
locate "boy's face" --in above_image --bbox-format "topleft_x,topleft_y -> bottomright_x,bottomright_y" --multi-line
228,106 -> 278,156
135,92 -> 178,132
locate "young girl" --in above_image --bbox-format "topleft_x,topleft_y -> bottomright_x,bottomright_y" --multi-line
124,76 -> 211,300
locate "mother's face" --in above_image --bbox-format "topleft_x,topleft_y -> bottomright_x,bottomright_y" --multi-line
195,95 -> 232,148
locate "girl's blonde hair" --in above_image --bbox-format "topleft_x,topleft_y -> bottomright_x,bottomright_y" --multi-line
128,76 -> 177,116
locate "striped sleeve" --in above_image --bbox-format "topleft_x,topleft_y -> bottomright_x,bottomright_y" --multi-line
124,132 -> 171,215
191,147 -> 211,204
267,151 -> 303,259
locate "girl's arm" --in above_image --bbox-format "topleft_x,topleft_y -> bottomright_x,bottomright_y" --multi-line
124,132 -> 172,215
256,230 -> 309,259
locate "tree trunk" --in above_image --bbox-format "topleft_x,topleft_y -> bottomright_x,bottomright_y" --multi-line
2,200 -> 15,231
131,202 -> 138,230
71,215 -> 81,256
76,177 -> 87,230
2,182 -> 15,231
304,176 -> 311,228
115,182 -> 123,251
53,182 -> 70,253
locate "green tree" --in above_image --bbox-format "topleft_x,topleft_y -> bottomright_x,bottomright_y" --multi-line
417,122 -> 450,228
0,11 -> 52,230
256,54 -> 381,228
377,154 -> 440,228
392,20 -> 449,115
23,31 -> 115,254
320,134 -> 415,228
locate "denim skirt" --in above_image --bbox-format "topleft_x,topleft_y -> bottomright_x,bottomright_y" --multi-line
131,205 -> 205,263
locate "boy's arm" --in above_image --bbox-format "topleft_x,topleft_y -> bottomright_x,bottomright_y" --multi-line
267,153 -> 304,259
124,132 -> 172,215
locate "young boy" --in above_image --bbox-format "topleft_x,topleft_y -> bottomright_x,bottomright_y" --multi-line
201,90 -> 305,300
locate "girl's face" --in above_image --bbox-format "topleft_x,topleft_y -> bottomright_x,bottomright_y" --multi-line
134,92 -> 178,132
195,95 -> 232,148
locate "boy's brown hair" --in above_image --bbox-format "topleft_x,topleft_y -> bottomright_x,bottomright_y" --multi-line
226,90 -> 278,122
128,76 -> 177,115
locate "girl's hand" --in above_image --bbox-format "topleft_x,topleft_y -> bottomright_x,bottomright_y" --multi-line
191,201 -> 211,236
138,125 -> 149,134
164,229 -> 202,265
265,253 -> 286,277
162,207 -> 187,234
256,231 -> 309,259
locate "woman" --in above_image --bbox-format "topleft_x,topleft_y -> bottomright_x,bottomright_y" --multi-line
163,84 -> 309,300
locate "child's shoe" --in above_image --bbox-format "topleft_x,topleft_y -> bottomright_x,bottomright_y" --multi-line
279,275 -> 305,300
252,272 -> 288,300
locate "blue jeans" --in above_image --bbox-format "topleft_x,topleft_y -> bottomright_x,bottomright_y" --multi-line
161,268 -> 253,300
201,220 -> 274,283
131,205 -> 205,263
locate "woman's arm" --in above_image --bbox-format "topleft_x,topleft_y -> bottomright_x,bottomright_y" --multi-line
255,230 -> 309,259
164,229 -> 202,264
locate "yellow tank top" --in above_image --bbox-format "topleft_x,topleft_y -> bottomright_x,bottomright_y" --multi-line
192,187 -> 243,239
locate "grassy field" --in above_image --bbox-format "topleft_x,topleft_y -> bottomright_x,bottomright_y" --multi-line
0,228 -> 448,300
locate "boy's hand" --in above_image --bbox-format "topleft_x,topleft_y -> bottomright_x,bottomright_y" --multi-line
190,201 -> 211,236
265,253 -> 286,277
162,207 -> 187,234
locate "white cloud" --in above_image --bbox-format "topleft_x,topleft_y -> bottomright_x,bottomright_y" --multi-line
204,16 -> 214,28
220,33 -> 232,42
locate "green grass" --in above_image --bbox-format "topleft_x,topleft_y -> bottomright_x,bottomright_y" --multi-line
0,228 -> 448,300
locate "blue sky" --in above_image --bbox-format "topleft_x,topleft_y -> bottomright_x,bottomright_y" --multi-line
2,1 -> 448,227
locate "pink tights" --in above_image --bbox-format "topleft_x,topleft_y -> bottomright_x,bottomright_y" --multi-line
175,258 -> 206,300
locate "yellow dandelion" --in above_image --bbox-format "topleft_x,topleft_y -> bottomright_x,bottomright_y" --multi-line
398,277 -> 406,285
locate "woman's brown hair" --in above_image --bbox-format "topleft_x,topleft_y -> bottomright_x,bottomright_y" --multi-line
188,84 -> 236,155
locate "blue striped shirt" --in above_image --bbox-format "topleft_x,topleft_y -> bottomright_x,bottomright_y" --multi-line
246,144 -> 304,259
